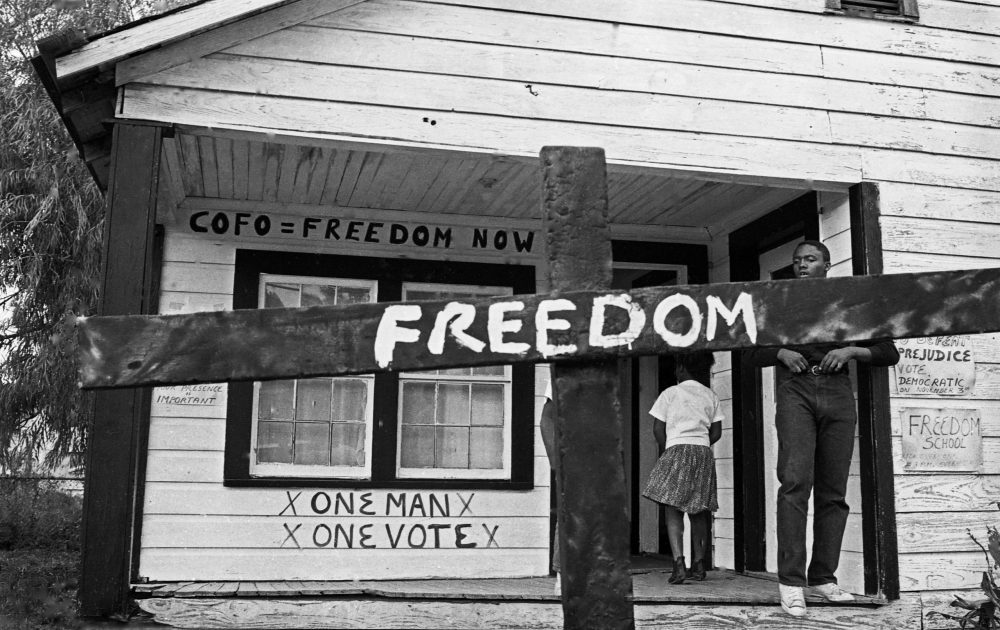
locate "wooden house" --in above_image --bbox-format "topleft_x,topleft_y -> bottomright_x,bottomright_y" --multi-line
34,0 -> 999,627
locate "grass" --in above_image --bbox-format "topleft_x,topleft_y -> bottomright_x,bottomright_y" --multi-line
0,479 -> 83,629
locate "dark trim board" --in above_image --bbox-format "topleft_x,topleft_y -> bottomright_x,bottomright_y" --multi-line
80,123 -> 162,617
850,182 -> 900,600
223,249 -> 537,490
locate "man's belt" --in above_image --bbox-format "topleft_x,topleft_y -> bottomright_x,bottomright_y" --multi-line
801,364 -> 847,376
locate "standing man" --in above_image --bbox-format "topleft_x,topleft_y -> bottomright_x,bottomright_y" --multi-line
746,240 -> 899,618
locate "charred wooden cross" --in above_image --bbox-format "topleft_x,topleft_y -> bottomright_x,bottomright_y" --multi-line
78,147 -> 1000,629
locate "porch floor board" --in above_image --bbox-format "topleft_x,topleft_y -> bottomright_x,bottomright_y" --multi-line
133,558 -> 884,606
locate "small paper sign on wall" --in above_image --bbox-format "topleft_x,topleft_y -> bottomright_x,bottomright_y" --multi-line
894,336 -> 976,396
901,407 -> 982,472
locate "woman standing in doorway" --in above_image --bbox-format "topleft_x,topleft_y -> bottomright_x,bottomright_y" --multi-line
643,352 -> 723,585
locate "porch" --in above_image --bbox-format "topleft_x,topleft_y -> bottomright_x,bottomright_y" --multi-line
132,556 -> 919,629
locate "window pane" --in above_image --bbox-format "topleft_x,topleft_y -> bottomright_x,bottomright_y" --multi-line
296,379 -> 332,421
259,380 -> 294,420
264,283 -> 299,308
294,423 -> 331,466
301,284 -> 338,307
470,427 -> 503,469
400,426 -> 435,468
400,382 -> 436,425
257,422 -> 293,463
332,379 -> 368,422
436,426 -> 470,468
331,423 -> 366,467
338,286 -> 373,305
470,384 -> 504,426
472,365 -> 505,376
437,384 -> 470,425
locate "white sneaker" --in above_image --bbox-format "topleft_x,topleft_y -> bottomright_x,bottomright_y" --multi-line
553,572 -> 561,597
779,584 -> 807,617
812,582 -> 855,602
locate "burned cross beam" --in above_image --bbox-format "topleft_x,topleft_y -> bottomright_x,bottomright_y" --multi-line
77,266 -> 1000,390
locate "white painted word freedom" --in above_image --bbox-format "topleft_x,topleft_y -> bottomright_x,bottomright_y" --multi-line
374,292 -> 757,368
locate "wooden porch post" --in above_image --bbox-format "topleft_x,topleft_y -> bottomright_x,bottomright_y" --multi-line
850,181 -> 900,599
79,122 -> 162,617
542,147 -> 635,629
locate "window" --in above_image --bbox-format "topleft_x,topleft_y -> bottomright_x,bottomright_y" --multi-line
825,0 -> 919,19
397,283 -> 512,480
225,250 -> 535,489
251,275 -> 377,479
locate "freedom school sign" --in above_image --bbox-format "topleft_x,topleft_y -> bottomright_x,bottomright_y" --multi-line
77,266 -> 1000,389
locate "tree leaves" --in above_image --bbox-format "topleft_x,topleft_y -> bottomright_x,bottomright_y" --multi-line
0,0 -> 195,471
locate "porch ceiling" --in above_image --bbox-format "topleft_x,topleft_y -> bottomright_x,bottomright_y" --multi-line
160,131 -> 808,235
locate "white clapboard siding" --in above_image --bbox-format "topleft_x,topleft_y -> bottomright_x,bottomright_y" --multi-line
141,514 -> 549,549
726,0 -> 1000,37
879,183 -> 1000,225
422,0 -> 999,66
899,553 -> 994,591
897,512 -> 1000,553
162,232 -> 237,264
309,0 -> 1000,94
881,216 -> 1000,259
150,56 -> 835,145
895,474 -> 1000,512
144,449 -> 553,488
228,27 -> 999,130
160,261 -> 235,294
883,251 -> 1000,274
143,482 -> 549,517
148,417 -> 227,450
121,83 -> 865,189
137,547 -> 549,582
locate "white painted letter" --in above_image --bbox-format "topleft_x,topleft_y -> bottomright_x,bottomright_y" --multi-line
653,294 -> 702,348
536,299 -> 577,358
428,302 -> 486,354
374,304 -> 423,368
706,293 -> 757,344
590,294 -> 646,348
488,301 -> 531,355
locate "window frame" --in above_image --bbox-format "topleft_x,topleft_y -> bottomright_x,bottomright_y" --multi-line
249,274 -> 378,479
395,281 -> 514,481
223,249 -> 536,490
824,0 -> 919,21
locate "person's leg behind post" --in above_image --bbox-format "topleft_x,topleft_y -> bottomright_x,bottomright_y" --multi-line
807,374 -> 858,602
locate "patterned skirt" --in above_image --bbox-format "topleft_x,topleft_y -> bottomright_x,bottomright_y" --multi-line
643,444 -> 718,514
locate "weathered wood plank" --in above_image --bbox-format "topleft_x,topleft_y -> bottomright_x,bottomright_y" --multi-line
78,266 -> 1000,389
138,548 -> 549,582
57,0 -> 291,80
894,474 -> 1000,512
140,514 -> 547,548
898,552 -> 995,590
233,26 -> 1000,128
312,0 -> 1000,96
113,0 -> 366,86
897,512 -> 1000,553
541,147 -> 633,629
142,482 -> 548,517
236,26 -> 1000,126
135,596 -> 922,629
424,0 -> 999,66
146,56 -> 835,145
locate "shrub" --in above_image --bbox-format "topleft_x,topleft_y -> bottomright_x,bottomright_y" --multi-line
0,478 -> 81,551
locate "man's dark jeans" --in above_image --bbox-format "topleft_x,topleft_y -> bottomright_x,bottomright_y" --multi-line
775,372 -> 856,587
